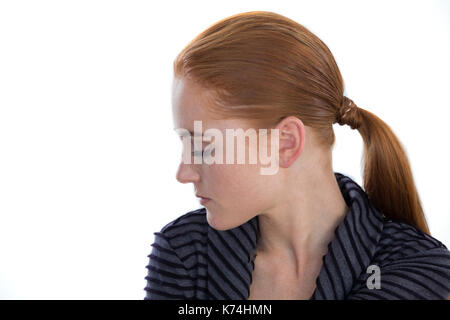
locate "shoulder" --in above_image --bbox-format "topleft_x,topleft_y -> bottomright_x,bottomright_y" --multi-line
144,208 -> 209,299
375,217 -> 448,262
155,207 -> 209,256
349,217 -> 450,299
158,207 -> 208,234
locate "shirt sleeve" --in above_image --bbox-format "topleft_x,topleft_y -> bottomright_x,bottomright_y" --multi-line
348,246 -> 450,300
144,232 -> 195,300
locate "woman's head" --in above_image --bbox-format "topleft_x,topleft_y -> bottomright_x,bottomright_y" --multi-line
173,75 -> 334,230
171,11 -> 430,234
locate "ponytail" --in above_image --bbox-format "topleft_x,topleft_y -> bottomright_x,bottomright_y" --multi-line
336,96 -> 430,235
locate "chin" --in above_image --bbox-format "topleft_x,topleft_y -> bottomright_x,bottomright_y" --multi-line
205,209 -> 245,231
205,209 -> 231,231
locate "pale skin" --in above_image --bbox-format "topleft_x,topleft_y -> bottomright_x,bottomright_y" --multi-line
172,77 -> 349,299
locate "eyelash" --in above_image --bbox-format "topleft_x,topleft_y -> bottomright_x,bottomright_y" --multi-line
191,146 -> 214,157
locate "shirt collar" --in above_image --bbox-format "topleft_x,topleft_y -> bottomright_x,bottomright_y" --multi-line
206,172 -> 385,299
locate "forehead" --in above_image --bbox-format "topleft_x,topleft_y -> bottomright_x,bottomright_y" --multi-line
172,77 -> 214,130
171,77 -> 262,137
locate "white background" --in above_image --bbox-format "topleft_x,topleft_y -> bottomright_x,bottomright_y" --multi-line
0,0 -> 449,299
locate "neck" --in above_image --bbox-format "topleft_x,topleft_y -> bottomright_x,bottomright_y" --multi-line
255,169 -> 349,278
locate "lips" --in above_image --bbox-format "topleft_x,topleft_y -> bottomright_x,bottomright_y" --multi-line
196,195 -> 210,200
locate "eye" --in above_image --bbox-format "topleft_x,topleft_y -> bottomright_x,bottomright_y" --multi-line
191,144 -> 215,158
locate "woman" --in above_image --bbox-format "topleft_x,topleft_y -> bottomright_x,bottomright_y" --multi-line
144,11 -> 450,300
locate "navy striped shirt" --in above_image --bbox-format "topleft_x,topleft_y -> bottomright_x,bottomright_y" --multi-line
144,172 -> 450,300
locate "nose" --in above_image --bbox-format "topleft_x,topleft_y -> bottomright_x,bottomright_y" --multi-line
176,161 -> 200,184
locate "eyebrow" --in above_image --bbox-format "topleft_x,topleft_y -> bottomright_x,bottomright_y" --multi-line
173,128 -> 204,137
173,128 -> 206,142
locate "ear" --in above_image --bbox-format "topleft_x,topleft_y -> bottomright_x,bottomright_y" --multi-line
275,116 -> 305,168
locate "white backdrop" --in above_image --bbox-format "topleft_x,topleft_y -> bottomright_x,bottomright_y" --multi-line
0,0 -> 449,299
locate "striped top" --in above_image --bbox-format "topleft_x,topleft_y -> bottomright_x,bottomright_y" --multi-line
144,172 -> 450,300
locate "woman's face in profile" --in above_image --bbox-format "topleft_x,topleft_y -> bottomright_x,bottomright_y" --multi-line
172,77 -> 281,230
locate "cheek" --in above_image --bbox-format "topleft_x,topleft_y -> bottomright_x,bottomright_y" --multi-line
206,164 -> 272,216
209,163 -> 262,196
201,135 -> 280,230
